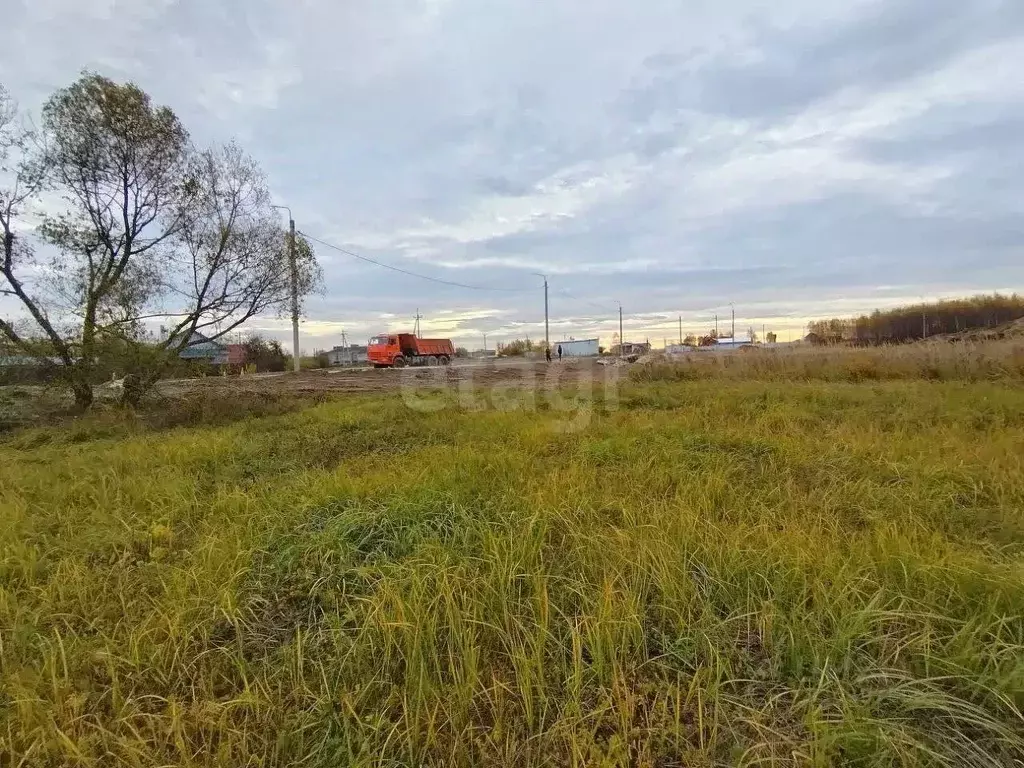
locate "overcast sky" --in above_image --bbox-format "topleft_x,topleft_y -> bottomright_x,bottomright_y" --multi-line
2,0 -> 1023,349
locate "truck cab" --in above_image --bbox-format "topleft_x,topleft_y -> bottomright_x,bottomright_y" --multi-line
368,334 -> 401,367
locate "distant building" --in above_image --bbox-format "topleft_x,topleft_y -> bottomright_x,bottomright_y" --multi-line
175,333 -> 244,367
225,345 -> 247,366
555,338 -> 600,357
471,348 -> 497,358
611,341 -> 651,357
0,354 -> 71,384
693,335 -> 755,352
326,345 -> 368,366
177,332 -> 229,364
0,355 -> 67,367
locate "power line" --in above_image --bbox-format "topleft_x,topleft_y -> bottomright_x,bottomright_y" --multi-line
300,231 -> 532,293
556,289 -> 618,317
558,291 -> 706,327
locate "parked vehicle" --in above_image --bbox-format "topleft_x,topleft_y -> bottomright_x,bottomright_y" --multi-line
367,333 -> 455,367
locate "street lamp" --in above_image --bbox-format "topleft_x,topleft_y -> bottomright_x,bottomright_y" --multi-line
271,205 -> 300,373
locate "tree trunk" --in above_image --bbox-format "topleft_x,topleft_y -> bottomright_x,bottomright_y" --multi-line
119,369 -> 163,408
71,379 -> 94,410
118,374 -> 144,408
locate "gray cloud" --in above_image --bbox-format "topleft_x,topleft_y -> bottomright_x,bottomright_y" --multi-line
2,0 -> 1023,349
691,0 -> 1024,120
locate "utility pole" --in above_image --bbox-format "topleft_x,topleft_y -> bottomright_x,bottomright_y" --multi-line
715,313 -> 718,338
414,308 -> 423,338
534,273 -> 549,351
618,302 -> 624,358
678,316 -> 682,345
543,277 -> 549,352
731,303 -> 735,342
762,323 -> 765,343
272,205 -> 300,373
288,218 -> 299,372
483,333 -> 487,351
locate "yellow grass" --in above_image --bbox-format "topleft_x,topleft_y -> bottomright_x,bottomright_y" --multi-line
2,360 -> 1023,765
635,339 -> 1024,382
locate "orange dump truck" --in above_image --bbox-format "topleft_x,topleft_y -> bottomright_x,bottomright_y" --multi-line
368,333 -> 455,367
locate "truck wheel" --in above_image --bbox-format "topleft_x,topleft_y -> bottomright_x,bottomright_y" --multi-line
393,356 -> 406,368
440,355 -> 451,366
428,355 -> 439,367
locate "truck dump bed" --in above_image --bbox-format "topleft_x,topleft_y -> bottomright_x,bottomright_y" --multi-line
369,333 -> 455,366
413,338 -> 456,357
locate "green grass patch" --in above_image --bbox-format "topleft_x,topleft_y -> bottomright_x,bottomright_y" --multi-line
2,380 -> 1023,766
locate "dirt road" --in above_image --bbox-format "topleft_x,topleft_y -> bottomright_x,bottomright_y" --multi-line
157,358 -> 610,398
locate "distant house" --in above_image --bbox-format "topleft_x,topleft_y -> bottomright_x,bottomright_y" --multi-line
555,338 -> 600,357
175,332 -> 244,367
0,354 -> 71,384
176,332 -> 229,364
326,345 -> 368,366
225,345 -> 247,366
471,348 -> 497,359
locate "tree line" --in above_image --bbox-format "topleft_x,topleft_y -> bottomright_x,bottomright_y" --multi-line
807,293 -> 1024,344
0,74 -> 322,408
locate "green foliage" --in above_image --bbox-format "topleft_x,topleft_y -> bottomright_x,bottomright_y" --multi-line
498,338 -> 536,356
40,73 -> 190,333
292,234 -> 325,315
2,376 -> 1024,765
243,335 -> 286,373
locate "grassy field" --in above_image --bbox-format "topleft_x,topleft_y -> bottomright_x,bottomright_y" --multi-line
2,371 -> 1024,765
638,338 -> 1024,382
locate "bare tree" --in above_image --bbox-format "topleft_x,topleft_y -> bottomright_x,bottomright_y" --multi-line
0,85 -> 65,378
121,143 -> 321,401
0,74 -> 321,408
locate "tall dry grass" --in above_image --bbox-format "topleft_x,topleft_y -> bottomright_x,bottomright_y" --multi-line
634,339 -> 1024,383
2,377 -> 1023,766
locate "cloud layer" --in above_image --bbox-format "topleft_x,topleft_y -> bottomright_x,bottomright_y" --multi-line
3,0 -> 1023,348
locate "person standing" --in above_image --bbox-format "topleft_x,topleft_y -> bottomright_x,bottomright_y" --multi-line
557,344 -> 563,361
545,346 -> 552,362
